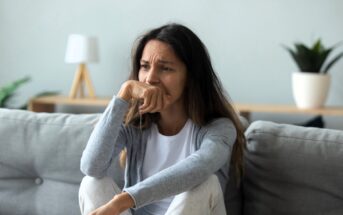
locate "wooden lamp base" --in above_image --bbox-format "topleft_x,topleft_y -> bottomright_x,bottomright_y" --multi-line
69,63 -> 96,99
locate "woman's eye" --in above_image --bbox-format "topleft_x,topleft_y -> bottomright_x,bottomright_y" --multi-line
140,64 -> 149,70
162,67 -> 173,72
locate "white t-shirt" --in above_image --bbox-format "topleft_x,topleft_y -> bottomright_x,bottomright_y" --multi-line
139,119 -> 196,215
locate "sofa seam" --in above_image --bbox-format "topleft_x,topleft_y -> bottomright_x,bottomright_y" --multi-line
247,131 -> 342,145
0,116 -> 97,127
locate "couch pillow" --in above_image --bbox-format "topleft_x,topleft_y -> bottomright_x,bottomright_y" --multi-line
0,109 -> 123,215
243,121 -> 343,215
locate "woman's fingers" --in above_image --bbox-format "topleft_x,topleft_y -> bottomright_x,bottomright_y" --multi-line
143,91 -> 170,113
139,87 -> 167,114
129,81 -> 170,114
141,90 -> 158,113
149,90 -> 163,113
156,90 -> 164,111
138,86 -> 157,113
139,91 -> 152,112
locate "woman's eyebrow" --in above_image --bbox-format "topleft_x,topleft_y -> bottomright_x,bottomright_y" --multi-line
157,60 -> 174,65
140,60 -> 148,63
140,59 -> 174,65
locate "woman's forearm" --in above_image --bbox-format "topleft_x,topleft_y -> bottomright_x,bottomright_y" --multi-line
80,97 -> 129,177
123,118 -> 236,208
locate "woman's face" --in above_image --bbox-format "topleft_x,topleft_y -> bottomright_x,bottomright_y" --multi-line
138,39 -> 187,110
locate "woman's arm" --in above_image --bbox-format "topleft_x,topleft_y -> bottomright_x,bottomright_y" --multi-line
124,118 -> 237,209
81,80 -> 172,213
80,96 -> 130,178
80,79 -> 170,177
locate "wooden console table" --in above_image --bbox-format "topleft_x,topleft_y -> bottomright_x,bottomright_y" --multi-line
28,96 -> 343,119
28,96 -> 110,112
235,103 -> 343,120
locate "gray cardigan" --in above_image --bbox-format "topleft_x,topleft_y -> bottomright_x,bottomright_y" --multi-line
80,96 -> 237,209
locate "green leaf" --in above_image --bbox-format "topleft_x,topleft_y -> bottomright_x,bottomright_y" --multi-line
315,48 -> 331,72
0,77 -> 31,107
0,94 -> 14,107
312,39 -> 323,54
283,39 -> 343,73
294,43 -> 315,71
322,52 -> 343,74
283,45 -> 303,71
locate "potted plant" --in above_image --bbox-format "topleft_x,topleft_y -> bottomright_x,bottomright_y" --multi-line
0,77 -> 30,108
284,39 -> 343,108
0,77 -> 58,109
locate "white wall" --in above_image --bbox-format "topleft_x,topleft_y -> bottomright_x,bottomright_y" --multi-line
1,0 -> 343,128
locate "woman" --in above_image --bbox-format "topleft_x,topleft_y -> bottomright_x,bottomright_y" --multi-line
79,23 -> 245,215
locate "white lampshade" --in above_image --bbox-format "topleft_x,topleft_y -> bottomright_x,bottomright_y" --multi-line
65,34 -> 99,63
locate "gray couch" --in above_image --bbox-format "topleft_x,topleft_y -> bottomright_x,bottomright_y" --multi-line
226,120 -> 343,215
1,108 -> 342,215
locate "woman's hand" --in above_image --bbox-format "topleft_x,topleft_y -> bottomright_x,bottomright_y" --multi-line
118,80 -> 170,114
88,200 -> 119,215
88,192 -> 134,215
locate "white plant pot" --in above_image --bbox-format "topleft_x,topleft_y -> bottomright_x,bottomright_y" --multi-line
292,72 -> 331,109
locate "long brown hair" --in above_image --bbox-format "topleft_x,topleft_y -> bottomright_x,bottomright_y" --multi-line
121,23 -> 246,182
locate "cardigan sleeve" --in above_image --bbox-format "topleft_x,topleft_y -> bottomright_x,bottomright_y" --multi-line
124,117 -> 237,209
80,96 -> 130,178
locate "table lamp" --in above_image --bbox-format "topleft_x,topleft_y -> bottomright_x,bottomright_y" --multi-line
65,34 -> 99,99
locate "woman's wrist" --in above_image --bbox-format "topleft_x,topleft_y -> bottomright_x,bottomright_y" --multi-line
110,192 -> 135,212
117,81 -> 132,102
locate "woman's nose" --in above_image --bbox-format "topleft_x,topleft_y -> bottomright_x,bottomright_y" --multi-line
146,68 -> 159,84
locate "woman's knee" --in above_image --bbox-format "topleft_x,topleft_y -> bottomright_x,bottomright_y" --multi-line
80,176 -> 115,188
81,175 -> 115,184
189,175 -> 224,207
191,175 -> 222,194
173,174 -> 223,202
166,175 -> 225,215
79,176 -> 121,198
79,176 -> 122,215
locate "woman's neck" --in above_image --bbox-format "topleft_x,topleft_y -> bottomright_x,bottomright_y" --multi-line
158,105 -> 188,136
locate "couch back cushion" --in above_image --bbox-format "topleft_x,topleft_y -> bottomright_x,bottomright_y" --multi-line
0,108 -> 101,215
243,121 -> 343,215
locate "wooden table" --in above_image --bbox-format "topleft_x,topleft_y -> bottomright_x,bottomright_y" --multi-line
235,103 -> 343,120
28,96 -> 111,112
28,96 -> 343,120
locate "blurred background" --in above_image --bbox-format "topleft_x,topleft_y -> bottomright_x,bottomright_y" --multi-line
1,0 -> 342,128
